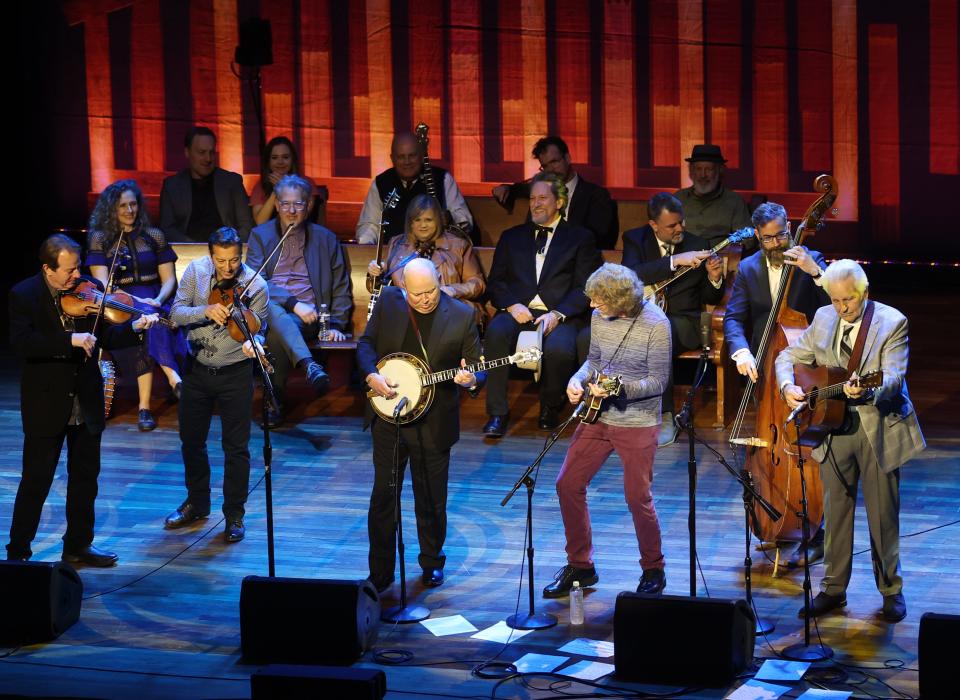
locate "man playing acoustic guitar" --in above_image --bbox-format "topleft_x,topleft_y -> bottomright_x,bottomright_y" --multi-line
544,263 -> 672,599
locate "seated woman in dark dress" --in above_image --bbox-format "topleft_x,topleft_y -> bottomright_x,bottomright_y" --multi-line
86,180 -> 188,431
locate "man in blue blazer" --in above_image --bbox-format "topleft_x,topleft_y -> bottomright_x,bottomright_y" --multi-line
484,173 -> 603,435
246,175 -> 352,427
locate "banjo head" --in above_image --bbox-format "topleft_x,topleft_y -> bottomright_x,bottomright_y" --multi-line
370,353 -> 433,423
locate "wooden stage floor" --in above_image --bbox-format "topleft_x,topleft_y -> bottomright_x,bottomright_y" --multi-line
1,286 -> 958,699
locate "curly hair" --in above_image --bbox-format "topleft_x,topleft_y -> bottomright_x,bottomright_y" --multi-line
87,179 -> 151,249
585,263 -> 645,318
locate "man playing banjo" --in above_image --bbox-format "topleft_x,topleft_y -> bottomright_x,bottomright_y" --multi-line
358,258 -> 485,594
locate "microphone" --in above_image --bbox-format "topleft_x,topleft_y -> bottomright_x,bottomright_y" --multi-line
572,399 -> 589,418
699,311 -> 713,351
392,396 -> 409,419
785,401 -> 808,425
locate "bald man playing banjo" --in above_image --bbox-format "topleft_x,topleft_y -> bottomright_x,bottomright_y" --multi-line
358,259 -> 485,594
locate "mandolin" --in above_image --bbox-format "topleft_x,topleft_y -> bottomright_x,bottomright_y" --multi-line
579,374 -> 624,424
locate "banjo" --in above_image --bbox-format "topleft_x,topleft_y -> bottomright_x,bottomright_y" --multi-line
368,347 -> 542,424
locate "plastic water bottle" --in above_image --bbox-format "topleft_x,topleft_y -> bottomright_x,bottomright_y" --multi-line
318,303 -> 330,341
569,581 -> 584,625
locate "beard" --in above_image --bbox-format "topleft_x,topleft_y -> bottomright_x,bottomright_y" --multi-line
763,247 -> 787,267
692,175 -> 720,196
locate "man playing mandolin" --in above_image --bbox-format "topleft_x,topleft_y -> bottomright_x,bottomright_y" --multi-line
359,258 -> 485,593
775,260 -> 926,623
543,263 -> 672,599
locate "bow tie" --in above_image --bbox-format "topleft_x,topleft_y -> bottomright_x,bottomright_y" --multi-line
534,226 -> 551,254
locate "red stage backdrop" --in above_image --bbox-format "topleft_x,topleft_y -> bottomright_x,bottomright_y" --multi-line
59,0 -> 959,256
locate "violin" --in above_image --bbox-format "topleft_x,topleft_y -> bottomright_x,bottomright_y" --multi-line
207,277 -> 275,373
59,279 -> 175,329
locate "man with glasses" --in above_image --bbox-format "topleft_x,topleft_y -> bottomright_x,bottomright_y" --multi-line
246,175 -> 352,427
621,192 -> 724,446
159,126 -> 254,243
356,132 -> 473,245
723,201 -> 830,568
492,135 -> 618,249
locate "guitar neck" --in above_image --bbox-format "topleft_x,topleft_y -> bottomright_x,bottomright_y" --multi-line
424,356 -> 514,386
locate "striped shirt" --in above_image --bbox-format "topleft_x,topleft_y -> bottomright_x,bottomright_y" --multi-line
572,301 -> 672,428
170,256 -> 269,367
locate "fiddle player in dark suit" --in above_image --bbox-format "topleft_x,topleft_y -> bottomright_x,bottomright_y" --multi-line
6,234 -> 158,565
776,259 -> 925,623
359,258 -> 486,593
621,192 -> 724,446
483,172 -> 603,436
723,201 -> 831,568
492,135 -> 619,249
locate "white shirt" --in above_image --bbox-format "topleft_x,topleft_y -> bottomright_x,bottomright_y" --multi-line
529,216 -> 561,310
355,171 -> 473,244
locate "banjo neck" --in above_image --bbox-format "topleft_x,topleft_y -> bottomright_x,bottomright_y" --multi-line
422,356 -> 516,386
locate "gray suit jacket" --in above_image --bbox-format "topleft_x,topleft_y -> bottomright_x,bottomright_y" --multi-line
775,300 -> 926,472
159,168 -> 254,243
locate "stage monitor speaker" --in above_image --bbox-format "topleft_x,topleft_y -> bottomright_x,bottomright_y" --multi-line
234,17 -> 272,67
614,592 -> 755,687
919,612 -> 960,699
0,560 -> 83,646
240,577 -> 380,666
251,664 -> 386,699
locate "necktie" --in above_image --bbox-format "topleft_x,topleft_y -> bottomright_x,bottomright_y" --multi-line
839,324 -> 853,365
662,243 -> 673,258
535,226 -> 550,255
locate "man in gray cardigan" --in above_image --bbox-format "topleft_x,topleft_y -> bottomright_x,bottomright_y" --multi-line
159,126 -> 254,243
246,174 -> 352,427
776,259 -> 925,623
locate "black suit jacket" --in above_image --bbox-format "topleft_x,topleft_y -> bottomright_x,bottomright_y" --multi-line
9,274 -> 144,437
488,221 -> 602,320
357,287 -> 485,451
723,248 -> 830,356
507,176 -> 619,249
621,225 -> 724,315
159,167 -> 254,243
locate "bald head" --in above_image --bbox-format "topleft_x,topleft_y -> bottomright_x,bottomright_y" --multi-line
391,133 -> 422,180
403,258 -> 441,314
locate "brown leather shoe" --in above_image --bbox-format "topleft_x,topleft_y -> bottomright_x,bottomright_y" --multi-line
798,591 -> 846,618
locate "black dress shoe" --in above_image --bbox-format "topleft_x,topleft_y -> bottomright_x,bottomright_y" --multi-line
799,591 -> 846,618
881,593 -> 907,622
225,520 -> 245,543
542,564 -> 599,598
171,382 -> 182,401
367,574 -> 395,594
483,414 -> 509,438
422,568 -> 444,587
138,409 -> 157,432
305,361 -> 330,394
636,568 -> 666,596
62,544 -> 119,567
6,552 -> 30,562
787,527 -> 825,569
163,502 -> 210,529
538,406 -> 560,430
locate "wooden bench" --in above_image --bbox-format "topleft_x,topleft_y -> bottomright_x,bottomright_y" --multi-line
170,243 -> 735,427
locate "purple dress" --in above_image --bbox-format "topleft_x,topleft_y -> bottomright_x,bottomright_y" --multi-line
85,227 -> 188,374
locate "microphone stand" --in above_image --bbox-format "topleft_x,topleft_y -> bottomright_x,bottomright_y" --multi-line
500,406 -> 583,630
674,342 -> 710,597
782,409 -> 833,661
230,288 -> 281,577
381,402 -> 430,623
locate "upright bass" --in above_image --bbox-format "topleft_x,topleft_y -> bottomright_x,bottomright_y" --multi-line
728,175 -> 839,544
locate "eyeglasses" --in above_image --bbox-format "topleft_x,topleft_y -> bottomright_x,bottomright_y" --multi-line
760,231 -> 790,244
278,201 -> 307,212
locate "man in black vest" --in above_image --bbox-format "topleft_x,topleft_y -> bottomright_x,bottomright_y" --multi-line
492,135 -> 619,249
7,235 -> 157,565
355,132 -> 473,245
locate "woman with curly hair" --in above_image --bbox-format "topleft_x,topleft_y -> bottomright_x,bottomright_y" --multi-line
86,180 -> 187,431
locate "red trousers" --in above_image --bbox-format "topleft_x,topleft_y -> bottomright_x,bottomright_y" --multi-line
556,421 -> 664,571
